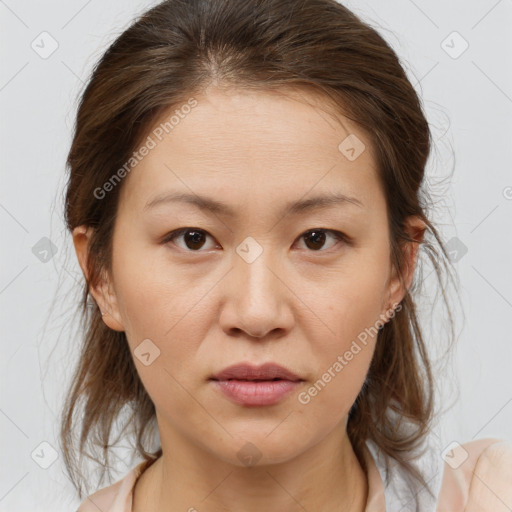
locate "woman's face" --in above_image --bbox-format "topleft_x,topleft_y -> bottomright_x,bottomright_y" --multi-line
77,86 -> 413,466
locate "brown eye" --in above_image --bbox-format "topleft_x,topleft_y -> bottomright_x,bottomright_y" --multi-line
162,227 -> 348,253
163,228 -> 216,251
298,229 -> 347,251
183,230 -> 207,250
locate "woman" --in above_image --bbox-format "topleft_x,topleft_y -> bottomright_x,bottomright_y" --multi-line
60,0 -> 512,510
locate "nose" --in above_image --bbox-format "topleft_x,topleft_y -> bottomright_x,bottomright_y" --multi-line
218,247 -> 295,340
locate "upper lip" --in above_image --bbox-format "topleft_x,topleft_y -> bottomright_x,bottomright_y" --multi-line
211,363 -> 303,382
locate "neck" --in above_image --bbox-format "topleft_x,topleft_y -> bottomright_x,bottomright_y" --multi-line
133,423 -> 368,512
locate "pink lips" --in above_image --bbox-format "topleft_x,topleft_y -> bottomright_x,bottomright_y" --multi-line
210,363 -> 303,406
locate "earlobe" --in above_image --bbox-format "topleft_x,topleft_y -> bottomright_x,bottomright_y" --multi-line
72,225 -> 125,332
384,263 -> 406,315
98,310 -> 125,332
94,268 -> 125,332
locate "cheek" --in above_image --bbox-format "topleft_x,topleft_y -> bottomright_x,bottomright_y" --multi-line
112,246 -> 201,339
297,298 -> 378,436
301,249 -> 389,399
112,251 -> 216,386
315,256 -> 389,344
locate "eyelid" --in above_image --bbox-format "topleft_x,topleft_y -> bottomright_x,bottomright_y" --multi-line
297,229 -> 350,251
161,227 -> 351,252
161,227 -> 218,250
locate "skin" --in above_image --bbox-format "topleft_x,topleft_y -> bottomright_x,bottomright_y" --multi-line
73,85 -> 425,512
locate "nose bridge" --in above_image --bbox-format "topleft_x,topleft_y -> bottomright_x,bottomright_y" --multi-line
219,236 -> 293,337
234,236 -> 283,306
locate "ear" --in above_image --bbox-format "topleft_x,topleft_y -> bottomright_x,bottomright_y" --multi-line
385,215 -> 426,311
72,225 -> 125,332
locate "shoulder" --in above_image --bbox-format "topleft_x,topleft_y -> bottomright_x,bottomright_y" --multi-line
76,479 -> 124,512
76,461 -> 148,512
437,437 -> 512,511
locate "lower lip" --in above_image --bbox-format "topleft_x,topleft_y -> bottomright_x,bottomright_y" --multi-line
211,379 -> 301,406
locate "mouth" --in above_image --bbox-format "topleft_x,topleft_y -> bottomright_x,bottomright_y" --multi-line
209,363 -> 304,406
210,362 -> 303,382
215,377 -> 288,381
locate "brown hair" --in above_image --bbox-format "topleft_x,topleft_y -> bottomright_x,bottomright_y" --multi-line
60,0 -> 458,506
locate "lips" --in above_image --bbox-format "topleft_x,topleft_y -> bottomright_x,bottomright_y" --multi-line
210,362 -> 303,382
209,363 -> 304,406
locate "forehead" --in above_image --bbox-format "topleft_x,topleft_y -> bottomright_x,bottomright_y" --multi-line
118,86 -> 381,214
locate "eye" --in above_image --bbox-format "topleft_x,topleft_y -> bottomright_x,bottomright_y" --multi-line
162,227 -> 349,253
162,228 -> 218,251
295,229 -> 348,252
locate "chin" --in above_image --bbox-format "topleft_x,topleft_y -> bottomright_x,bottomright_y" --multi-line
202,429 -> 313,469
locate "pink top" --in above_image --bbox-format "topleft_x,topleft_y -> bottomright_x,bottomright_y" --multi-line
78,437 -> 512,511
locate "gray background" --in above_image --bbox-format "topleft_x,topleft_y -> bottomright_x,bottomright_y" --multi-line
1,0 -> 511,510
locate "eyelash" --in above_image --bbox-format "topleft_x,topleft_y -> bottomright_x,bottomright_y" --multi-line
161,227 -> 350,253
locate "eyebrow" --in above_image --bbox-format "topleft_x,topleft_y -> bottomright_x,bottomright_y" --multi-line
143,190 -> 364,217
